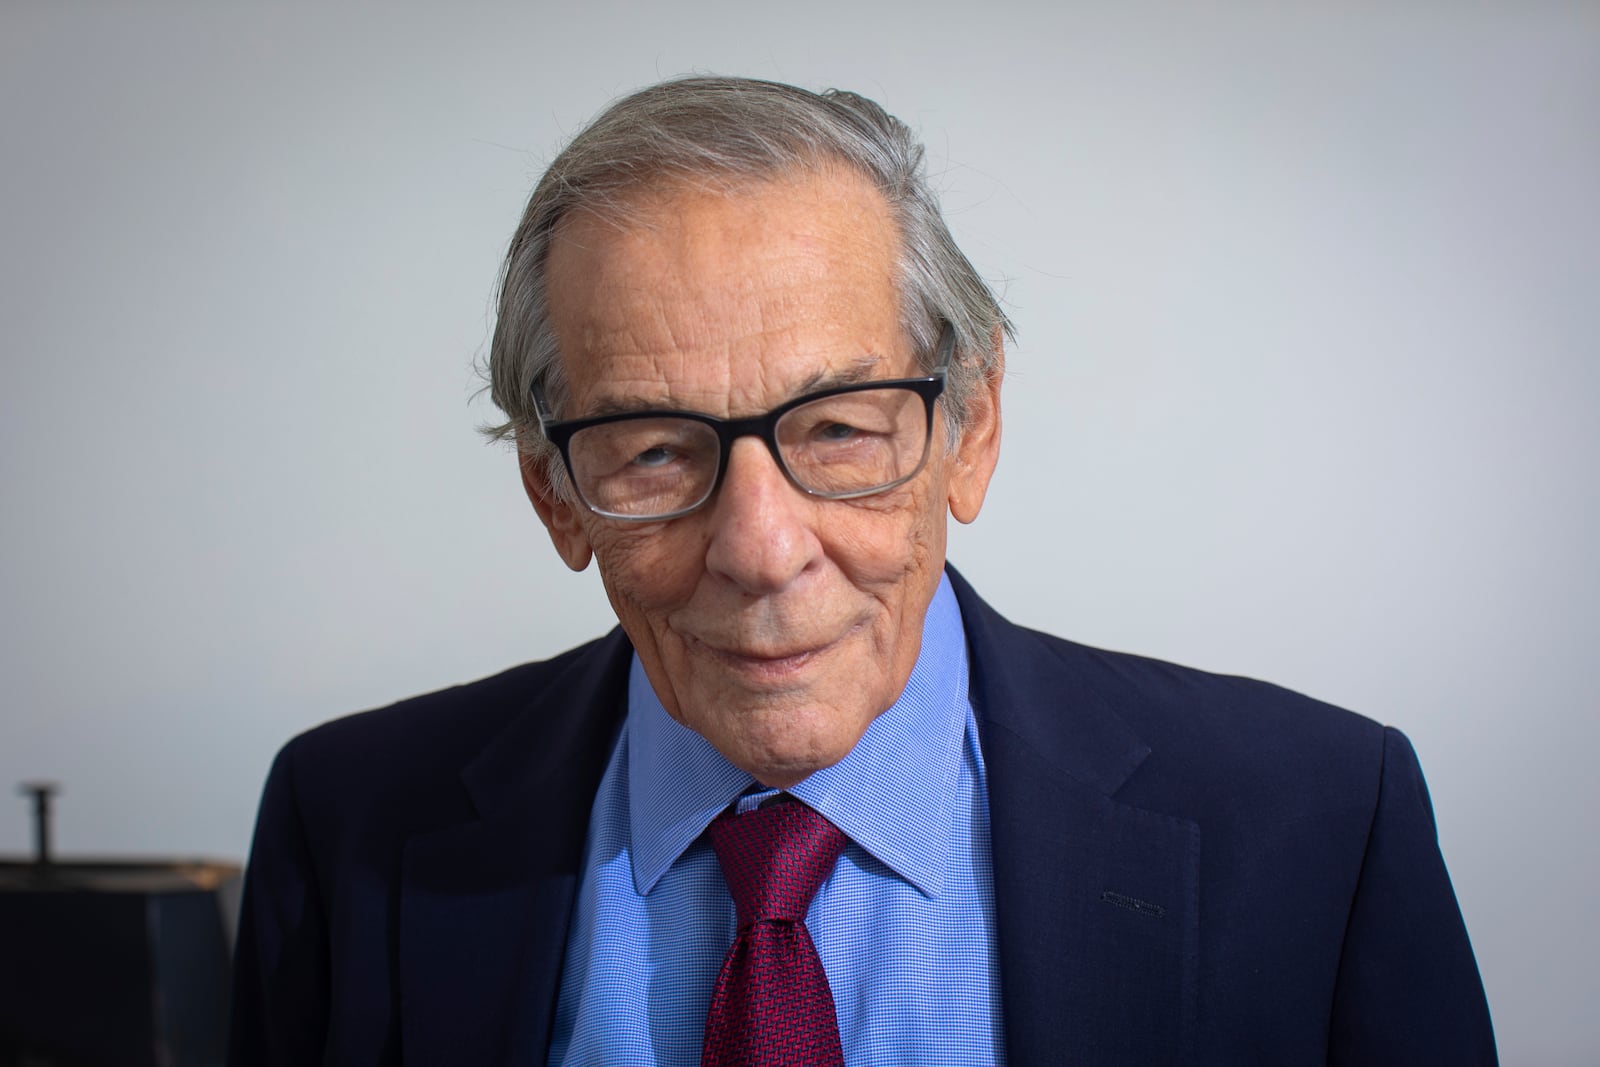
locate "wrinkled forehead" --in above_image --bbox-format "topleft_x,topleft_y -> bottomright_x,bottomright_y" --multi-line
543,168 -> 912,418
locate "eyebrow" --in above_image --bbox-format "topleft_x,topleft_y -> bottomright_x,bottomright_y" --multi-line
578,353 -> 890,419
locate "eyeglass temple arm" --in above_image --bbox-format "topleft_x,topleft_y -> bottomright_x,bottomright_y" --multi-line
530,379 -> 558,434
932,323 -> 957,375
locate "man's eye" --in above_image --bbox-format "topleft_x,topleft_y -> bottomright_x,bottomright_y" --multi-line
814,422 -> 864,443
631,446 -> 680,468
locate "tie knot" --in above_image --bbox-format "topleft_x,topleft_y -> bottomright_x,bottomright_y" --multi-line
707,800 -> 846,926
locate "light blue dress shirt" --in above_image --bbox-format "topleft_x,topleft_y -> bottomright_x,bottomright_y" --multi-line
547,573 -> 1004,1065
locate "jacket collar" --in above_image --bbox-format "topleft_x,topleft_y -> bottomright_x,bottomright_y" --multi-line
949,564 -> 1150,794
949,565 -> 1201,1064
398,628 -> 633,1066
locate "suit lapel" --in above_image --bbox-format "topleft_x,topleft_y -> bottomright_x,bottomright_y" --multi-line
399,630 -> 633,1066
951,570 -> 1201,1066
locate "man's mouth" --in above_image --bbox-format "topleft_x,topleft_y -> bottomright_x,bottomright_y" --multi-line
696,639 -> 827,675
683,624 -> 863,684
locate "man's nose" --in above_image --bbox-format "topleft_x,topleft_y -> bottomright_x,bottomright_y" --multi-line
702,435 -> 819,595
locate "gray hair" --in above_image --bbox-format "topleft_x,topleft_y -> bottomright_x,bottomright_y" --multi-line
484,75 -> 1010,489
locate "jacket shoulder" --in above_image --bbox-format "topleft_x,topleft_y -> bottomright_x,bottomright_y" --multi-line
1042,625 -> 1380,746
946,565 -> 1388,817
1028,623 -> 1387,812
270,630 -> 629,830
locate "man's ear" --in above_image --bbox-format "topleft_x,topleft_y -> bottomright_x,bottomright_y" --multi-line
946,324 -> 1004,525
519,448 -> 594,571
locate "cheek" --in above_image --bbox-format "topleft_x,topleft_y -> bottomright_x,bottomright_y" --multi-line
829,489 -> 949,608
588,524 -> 705,620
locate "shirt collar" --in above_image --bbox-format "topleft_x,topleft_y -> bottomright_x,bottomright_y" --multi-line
627,572 -> 971,898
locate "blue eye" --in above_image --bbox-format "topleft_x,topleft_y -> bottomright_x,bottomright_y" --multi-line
814,422 -> 861,442
632,446 -> 679,468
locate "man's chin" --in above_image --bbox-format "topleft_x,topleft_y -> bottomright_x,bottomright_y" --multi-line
721,732 -> 857,790
694,690 -> 886,786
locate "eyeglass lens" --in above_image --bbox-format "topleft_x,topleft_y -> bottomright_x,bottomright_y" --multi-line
566,386 -> 931,518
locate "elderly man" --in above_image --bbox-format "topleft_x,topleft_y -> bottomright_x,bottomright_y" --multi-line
229,77 -> 1495,1065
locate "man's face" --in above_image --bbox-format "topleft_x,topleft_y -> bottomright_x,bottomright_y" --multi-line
526,166 -> 1001,788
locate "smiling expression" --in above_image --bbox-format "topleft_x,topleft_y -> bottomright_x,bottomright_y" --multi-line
524,165 -> 1002,788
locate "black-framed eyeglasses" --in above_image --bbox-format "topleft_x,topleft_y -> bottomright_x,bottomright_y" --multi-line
532,325 -> 956,521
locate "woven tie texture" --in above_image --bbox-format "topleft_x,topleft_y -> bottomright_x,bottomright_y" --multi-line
701,799 -> 847,1067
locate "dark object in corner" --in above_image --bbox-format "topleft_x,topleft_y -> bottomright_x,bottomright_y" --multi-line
0,783 -> 240,1067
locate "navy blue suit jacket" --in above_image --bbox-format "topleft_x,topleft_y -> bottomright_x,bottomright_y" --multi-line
230,568 -> 1495,1064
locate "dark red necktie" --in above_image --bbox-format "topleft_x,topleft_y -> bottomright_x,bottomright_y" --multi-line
700,799 -> 847,1067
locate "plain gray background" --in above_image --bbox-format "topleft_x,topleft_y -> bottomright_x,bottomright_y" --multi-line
2,2 -> 1595,1061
